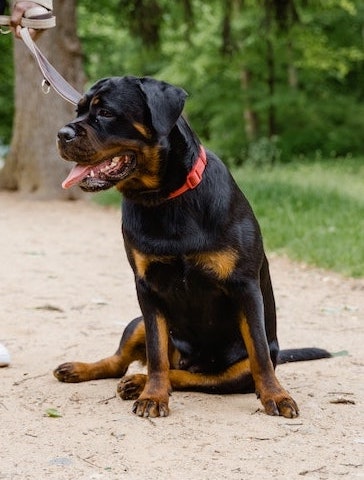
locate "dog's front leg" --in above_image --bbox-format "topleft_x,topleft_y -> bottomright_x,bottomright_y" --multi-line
132,283 -> 171,418
238,279 -> 299,418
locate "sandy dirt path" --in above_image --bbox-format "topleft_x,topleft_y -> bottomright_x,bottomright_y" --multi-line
0,192 -> 363,480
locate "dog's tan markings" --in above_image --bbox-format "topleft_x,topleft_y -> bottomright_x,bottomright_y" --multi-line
90,95 -> 100,107
116,144 -> 161,193
138,145 -> 162,190
189,249 -> 238,280
132,249 -> 175,278
54,356 -> 129,383
132,249 -> 149,278
169,357 -> 252,390
239,315 -> 299,418
133,313 -> 171,417
133,122 -> 152,139
239,315 -> 264,384
149,313 -> 171,374
132,249 -> 237,281
119,358 -> 252,401
55,320 -> 147,384
114,319 -> 147,364
239,314 -> 280,397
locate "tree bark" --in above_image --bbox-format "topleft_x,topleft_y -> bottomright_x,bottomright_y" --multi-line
241,68 -> 259,141
287,39 -> 298,88
266,36 -> 276,137
0,0 -> 85,199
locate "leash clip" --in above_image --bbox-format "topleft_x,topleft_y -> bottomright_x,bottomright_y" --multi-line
42,78 -> 50,94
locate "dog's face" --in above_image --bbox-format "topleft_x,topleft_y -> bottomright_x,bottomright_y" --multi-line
57,76 -> 187,192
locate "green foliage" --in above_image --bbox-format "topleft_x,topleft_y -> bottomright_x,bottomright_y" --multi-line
244,137 -> 282,167
1,0 -> 364,161
234,158 -> 364,277
276,92 -> 364,160
75,0 -> 364,162
77,0 -> 168,84
45,408 -> 62,418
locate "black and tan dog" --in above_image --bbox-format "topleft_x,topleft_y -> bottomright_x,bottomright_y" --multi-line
54,76 -> 330,418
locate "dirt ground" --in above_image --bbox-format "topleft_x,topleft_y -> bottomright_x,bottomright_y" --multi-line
0,191 -> 363,480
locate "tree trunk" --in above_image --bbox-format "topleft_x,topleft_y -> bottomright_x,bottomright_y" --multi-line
266,36 -> 276,137
0,0 -> 85,200
263,0 -> 277,138
287,39 -> 298,88
241,68 -> 259,141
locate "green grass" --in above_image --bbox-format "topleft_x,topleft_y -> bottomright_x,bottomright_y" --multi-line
94,157 -> 364,277
234,158 -> 364,278
94,188 -> 122,207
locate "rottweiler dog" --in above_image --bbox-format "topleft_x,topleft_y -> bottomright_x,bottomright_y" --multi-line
54,76 -> 330,418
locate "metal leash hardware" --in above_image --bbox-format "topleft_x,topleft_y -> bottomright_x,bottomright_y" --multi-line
19,26 -> 82,105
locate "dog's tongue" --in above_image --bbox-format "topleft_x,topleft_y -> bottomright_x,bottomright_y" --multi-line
62,164 -> 92,189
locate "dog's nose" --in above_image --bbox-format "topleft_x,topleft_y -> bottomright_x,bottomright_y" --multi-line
58,125 -> 76,142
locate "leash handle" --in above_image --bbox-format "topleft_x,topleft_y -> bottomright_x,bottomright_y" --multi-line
19,27 -> 82,105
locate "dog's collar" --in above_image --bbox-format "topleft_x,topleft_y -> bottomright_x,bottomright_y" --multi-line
167,146 -> 207,200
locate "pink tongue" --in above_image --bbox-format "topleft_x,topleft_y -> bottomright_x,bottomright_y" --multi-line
62,164 -> 92,189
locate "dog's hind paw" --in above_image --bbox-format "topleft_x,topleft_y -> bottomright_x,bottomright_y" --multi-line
118,374 -> 170,417
53,362 -> 89,383
117,374 -> 147,400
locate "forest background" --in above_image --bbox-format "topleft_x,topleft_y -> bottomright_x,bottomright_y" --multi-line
1,0 -> 364,161
0,0 -> 363,277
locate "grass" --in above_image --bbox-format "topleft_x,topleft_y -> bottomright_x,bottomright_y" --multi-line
234,158 -> 364,278
94,157 -> 364,278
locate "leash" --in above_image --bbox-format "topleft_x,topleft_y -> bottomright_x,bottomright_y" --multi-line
0,0 -> 81,104
19,27 -> 82,105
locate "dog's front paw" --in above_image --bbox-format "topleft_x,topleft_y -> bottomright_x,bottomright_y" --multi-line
117,374 -> 147,400
53,362 -> 89,383
132,397 -> 169,418
118,374 -> 170,417
261,393 -> 299,418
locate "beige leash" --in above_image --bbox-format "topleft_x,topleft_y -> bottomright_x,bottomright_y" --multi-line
19,27 -> 82,105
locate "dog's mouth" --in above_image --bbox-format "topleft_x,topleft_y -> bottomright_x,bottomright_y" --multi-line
62,152 -> 136,191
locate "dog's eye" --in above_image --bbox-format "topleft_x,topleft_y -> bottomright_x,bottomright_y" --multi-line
98,109 -> 114,118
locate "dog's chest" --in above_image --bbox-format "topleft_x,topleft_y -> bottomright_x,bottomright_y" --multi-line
130,248 -> 238,294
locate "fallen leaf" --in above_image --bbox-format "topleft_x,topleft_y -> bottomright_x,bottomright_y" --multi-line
45,408 -> 62,418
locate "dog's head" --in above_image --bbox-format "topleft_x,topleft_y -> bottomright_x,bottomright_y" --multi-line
58,76 -> 187,192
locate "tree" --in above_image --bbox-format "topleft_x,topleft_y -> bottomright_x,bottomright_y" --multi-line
1,0 -> 364,173
0,0 -> 85,199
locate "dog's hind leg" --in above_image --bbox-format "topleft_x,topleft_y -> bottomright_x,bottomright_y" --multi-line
171,359 -> 255,394
54,316 -> 147,383
117,358 -> 255,404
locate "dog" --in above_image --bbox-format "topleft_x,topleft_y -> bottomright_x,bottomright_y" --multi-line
54,76 -> 330,418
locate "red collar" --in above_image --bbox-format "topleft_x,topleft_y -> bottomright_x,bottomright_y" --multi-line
168,146 -> 207,200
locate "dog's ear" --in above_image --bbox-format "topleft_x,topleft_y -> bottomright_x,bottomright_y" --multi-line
138,77 -> 187,137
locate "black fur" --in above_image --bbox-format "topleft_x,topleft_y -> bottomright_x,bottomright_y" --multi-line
55,76 -> 331,418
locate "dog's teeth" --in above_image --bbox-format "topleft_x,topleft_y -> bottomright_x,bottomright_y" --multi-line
90,170 -> 95,177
